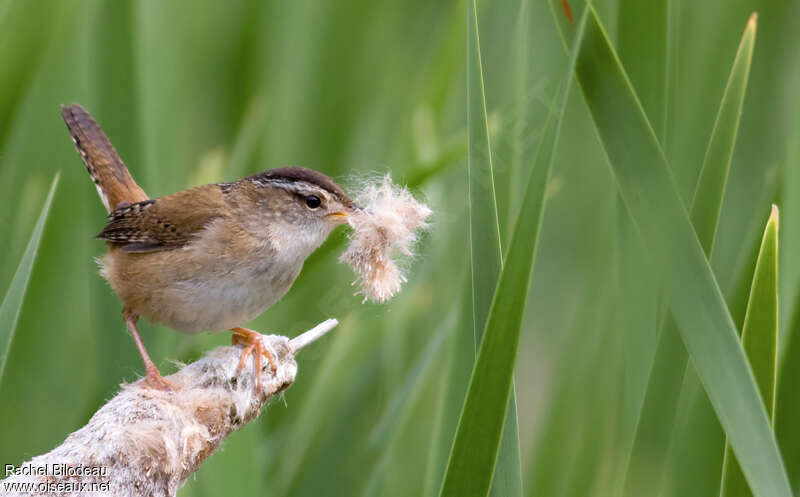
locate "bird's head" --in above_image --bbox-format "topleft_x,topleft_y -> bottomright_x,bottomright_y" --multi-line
234,166 -> 356,259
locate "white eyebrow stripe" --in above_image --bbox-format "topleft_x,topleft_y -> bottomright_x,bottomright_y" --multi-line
249,177 -> 327,197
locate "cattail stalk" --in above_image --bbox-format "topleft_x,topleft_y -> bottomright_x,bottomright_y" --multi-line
0,319 -> 338,497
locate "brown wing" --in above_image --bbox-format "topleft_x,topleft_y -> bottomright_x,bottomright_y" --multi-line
97,184 -> 228,253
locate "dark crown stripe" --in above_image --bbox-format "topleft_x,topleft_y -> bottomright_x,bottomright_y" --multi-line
246,167 -> 351,205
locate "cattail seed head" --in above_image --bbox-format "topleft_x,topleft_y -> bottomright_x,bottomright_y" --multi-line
339,176 -> 432,302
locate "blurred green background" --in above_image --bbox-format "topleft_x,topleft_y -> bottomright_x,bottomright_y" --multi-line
2,0 -> 800,496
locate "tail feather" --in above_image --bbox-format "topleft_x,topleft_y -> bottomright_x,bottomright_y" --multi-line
60,104 -> 148,212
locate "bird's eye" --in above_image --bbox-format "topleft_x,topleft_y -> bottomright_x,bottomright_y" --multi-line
305,195 -> 322,209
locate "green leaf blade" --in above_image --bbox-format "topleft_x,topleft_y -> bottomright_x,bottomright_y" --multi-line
617,0 -> 668,140
467,0 -> 503,346
465,1 -> 522,495
574,9 -> 791,497
623,14 -> 759,495
741,205 -> 779,413
721,205 -> 779,497
439,8 -> 589,497
690,13 -> 758,255
0,173 -> 59,384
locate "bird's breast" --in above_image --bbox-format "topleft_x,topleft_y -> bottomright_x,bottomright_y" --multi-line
167,257 -> 302,333
102,220 -> 305,334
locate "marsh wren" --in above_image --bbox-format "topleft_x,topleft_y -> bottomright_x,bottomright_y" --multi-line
61,104 -> 355,391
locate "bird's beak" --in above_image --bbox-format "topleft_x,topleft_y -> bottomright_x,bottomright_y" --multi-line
326,204 -> 360,223
325,211 -> 351,223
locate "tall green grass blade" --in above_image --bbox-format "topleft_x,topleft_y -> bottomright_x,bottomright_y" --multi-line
466,1 -> 521,494
574,8 -> 791,497
622,14 -> 758,496
467,0 -> 502,345
614,2 -> 671,489
691,13 -> 758,254
439,8 -> 588,497
659,171 -> 778,497
721,205 -> 779,497
779,86 -> 800,349
621,316 -> 688,496
615,194 -> 660,449
776,275 -> 800,493
492,403 -> 523,497
777,110 -> 800,492
0,173 -> 58,384
504,0 -> 530,239
617,0 -> 668,140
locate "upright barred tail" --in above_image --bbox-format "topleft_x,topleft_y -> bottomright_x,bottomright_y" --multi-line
60,104 -> 149,212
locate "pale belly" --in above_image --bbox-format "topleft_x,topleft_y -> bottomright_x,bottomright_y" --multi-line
101,245 -> 304,334
156,261 -> 300,333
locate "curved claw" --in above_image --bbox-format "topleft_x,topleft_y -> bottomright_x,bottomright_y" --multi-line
231,327 -> 277,391
142,363 -> 176,391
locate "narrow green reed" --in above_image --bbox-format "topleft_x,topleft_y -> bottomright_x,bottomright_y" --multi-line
575,8 -> 790,497
622,15 -> 759,496
439,8 -> 588,497
0,174 -> 58,385
721,206 -> 779,497
466,0 -> 522,494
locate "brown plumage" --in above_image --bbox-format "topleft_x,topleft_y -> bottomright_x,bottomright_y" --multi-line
97,187 -> 227,253
60,104 -> 148,211
60,104 -> 355,391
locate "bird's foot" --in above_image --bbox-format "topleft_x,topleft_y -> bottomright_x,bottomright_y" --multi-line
231,327 -> 277,392
141,363 -> 176,391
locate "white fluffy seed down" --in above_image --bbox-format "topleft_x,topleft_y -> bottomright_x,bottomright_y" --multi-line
340,176 -> 432,303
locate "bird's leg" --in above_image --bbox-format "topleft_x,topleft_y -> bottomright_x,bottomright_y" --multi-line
123,309 -> 174,391
231,327 -> 277,391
